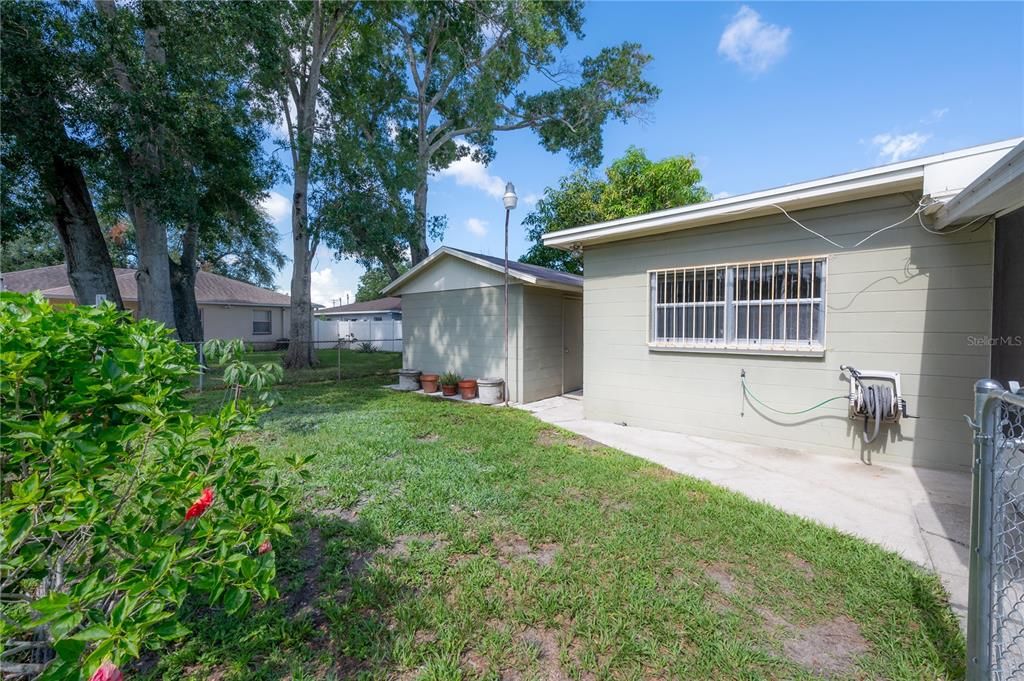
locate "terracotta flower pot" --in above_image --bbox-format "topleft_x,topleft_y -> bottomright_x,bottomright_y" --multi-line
458,379 -> 478,400
441,383 -> 458,396
420,374 -> 439,393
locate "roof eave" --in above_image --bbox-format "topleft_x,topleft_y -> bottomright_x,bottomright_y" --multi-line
543,167 -> 924,249
932,140 -> 1024,230
382,247 -> 537,295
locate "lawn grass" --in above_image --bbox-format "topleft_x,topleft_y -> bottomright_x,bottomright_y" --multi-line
194,348 -> 402,390
151,374 -> 964,680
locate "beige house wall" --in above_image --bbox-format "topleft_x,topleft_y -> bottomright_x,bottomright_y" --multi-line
582,192 -> 993,470
199,304 -> 289,348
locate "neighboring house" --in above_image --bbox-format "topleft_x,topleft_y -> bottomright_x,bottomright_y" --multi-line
383,247 -> 583,404
1,264 -> 291,349
316,297 -> 403,352
541,138 -> 1024,471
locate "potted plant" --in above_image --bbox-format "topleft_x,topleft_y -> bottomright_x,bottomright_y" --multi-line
420,373 -> 440,393
439,371 -> 460,397
458,377 -> 478,400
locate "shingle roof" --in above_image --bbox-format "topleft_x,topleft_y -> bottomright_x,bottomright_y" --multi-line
2,264 -> 291,307
446,248 -> 583,289
316,296 -> 402,315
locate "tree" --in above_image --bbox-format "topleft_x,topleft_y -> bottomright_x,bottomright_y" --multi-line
89,0 -> 284,342
355,263 -> 408,302
272,0 -> 361,369
1,1 -> 125,308
386,1 -> 660,264
521,147 -> 712,273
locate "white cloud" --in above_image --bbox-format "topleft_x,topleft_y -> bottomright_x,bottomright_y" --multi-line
713,191 -> 732,200
465,217 -> 488,237
436,144 -> 507,199
718,6 -> 791,74
871,132 -> 930,163
310,268 -> 353,307
522,193 -> 540,207
260,191 -> 291,225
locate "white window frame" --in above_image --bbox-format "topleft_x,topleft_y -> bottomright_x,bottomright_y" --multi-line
252,309 -> 272,336
647,256 -> 828,356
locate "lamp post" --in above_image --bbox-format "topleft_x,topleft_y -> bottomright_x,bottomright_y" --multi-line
502,181 -> 518,404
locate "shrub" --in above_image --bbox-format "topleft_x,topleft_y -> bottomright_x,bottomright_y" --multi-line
355,341 -> 378,353
202,338 -> 283,404
439,371 -> 461,386
0,294 -> 306,680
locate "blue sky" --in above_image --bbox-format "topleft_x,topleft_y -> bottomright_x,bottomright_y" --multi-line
262,2 -> 1023,306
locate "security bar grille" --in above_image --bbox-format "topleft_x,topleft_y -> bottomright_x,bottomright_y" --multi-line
968,381 -> 1024,680
649,257 -> 827,352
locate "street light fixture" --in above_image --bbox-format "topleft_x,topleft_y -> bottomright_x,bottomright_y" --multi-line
502,182 -> 517,404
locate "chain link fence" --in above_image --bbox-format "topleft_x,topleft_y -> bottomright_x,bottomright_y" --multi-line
181,339 -> 403,391
968,379 -> 1024,680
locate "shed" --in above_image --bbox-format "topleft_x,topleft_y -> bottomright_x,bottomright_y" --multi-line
383,247 -> 583,403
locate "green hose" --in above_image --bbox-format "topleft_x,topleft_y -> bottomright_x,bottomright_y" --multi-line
741,377 -> 848,415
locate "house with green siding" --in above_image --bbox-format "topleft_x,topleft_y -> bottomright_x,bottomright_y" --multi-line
542,138 -> 1023,470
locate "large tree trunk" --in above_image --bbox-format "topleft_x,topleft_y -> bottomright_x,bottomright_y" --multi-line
411,175 -> 430,265
35,120 -> 124,309
169,222 -> 203,344
283,167 -> 317,368
95,0 -> 177,333
46,153 -> 124,309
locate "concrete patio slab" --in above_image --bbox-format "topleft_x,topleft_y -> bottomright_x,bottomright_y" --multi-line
520,395 -> 972,624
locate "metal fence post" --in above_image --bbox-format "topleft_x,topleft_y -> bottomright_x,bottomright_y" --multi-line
967,378 -> 1002,680
197,342 -> 204,393
337,340 -> 341,382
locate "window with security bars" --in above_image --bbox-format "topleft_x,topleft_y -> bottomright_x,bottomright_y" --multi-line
650,257 -> 826,351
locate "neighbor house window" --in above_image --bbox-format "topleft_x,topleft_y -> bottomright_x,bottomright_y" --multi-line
650,257 -> 827,352
252,309 -> 272,335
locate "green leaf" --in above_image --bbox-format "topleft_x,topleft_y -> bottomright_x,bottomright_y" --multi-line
223,586 -> 250,615
152,620 -> 190,640
5,511 -> 33,546
54,637 -> 87,662
72,624 -> 114,641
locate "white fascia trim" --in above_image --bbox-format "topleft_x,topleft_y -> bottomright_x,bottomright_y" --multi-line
543,138 -> 1023,249
932,140 -> 1024,230
381,246 -> 537,295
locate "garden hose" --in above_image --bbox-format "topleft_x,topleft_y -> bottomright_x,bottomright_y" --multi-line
740,376 -> 848,415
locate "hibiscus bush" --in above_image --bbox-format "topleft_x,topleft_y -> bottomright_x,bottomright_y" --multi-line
0,293 -> 304,680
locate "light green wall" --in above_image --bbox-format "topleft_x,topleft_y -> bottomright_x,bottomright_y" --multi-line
401,285 -> 524,401
583,192 -> 993,470
522,287 -> 575,403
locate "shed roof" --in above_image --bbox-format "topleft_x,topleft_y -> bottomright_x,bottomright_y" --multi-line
2,264 -> 291,307
382,247 -> 582,296
316,296 -> 402,315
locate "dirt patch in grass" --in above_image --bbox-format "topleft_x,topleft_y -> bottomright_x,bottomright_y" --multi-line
535,428 -> 603,450
760,608 -> 869,678
288,526 -> 326,617
416,433 -> 440,443
382,533 -> 449,558
703,562 -> 739,595
516,626 -> 567,680
637,465 -> 677,480
495,534 -> 560,567
785,553 -> 816,580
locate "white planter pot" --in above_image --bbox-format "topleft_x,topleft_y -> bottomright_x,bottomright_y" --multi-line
398,369 -> 422,391
477,377 -> 504,404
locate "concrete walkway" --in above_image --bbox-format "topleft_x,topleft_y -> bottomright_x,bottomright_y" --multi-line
520,395 -> 972,622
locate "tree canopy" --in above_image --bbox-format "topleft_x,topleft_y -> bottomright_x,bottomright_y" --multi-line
520,147 -> 712,274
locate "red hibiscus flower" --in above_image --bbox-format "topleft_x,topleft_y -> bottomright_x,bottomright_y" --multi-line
258,540 -> 273,555
89,661 -> 123,681
185,487 -> 214,521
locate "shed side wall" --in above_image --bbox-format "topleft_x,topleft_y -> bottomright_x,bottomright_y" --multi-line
401,285 -> 524,401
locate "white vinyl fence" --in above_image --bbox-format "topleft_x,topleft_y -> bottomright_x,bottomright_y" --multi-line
336,318 -> 402,352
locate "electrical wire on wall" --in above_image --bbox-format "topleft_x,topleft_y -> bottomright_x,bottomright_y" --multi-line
709,196 -> 992,252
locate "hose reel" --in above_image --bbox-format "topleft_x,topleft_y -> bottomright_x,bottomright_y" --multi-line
840,365 -> 907,444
